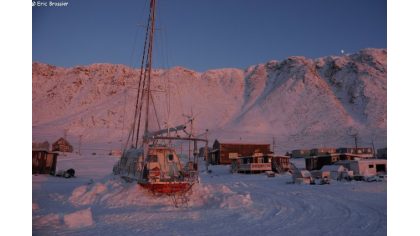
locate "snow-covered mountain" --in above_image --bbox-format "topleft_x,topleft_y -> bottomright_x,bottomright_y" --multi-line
32,48 -> 386,153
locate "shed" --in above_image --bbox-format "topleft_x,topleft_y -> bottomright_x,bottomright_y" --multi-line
32,150 -> 58,174
210,139 -> 271,165
320,165 -> 348,180
272,155 -> 290,172
335,159 -> 387,177
52,137 -> 73,153
305,153 -> 341,171
305,153 -> 373,171
293,170 -> 313,184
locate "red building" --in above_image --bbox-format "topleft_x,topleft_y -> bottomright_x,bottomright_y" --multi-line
209,140 -> 271,165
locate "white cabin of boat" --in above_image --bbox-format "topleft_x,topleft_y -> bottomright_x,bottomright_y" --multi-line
141,146 -> 184,183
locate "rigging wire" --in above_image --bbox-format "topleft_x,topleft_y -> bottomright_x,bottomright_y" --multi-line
133,1 -> 154,148
120,0 -> 149,150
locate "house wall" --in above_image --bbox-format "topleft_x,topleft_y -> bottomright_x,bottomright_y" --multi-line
272,156 -> 290,172
32,151 -> 58,174
305,157 -> 318,171
357,160 -> 387,176
212,141 -> 270,165
52,138 -> 74,153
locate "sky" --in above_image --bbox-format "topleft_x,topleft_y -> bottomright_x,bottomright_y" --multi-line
33,0 -> 387,72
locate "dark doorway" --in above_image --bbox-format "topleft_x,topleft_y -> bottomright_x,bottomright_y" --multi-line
376,164 -> 386,173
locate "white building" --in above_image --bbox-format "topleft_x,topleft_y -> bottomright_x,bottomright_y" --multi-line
335,159 -> 387,177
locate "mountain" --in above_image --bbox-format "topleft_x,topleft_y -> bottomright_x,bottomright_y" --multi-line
32,48 -> 386,153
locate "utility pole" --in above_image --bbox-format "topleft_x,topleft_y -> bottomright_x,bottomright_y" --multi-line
347,128 -> 359,151
371,139 -> 376,158
272,137 -> 276,154
353,135 -> 358,150
205,129 -> 209,172
78,135 -> 83,156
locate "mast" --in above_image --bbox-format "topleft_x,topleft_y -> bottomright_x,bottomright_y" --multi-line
129,0 -> 156,148
143,0 -> 157,146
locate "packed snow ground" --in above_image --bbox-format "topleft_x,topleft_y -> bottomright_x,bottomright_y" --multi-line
33,155 -> 386,236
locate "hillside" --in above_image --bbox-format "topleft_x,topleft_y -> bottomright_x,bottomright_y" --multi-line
32,48 -> 386,153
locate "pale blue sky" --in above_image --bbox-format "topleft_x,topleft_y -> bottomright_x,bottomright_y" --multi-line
33,0 -> 386,71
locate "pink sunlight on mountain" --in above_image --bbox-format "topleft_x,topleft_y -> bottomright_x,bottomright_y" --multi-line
33,48 -> 386,153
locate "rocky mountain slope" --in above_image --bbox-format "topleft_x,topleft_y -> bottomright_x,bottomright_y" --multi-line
32,48 -> 386,153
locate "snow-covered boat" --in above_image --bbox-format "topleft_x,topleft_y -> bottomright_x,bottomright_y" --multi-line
113,0 -> 208,196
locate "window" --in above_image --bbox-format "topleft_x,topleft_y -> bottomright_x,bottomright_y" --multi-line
167,154 -> 174,161
147,155 -> 158,162
368,164 -> 374,168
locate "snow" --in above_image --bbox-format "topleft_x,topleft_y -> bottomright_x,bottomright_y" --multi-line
63,208 -> 94,229
33,154 -> 386,235
32,49 -> 386,155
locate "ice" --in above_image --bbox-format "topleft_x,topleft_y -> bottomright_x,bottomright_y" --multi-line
33,155 -> 386,235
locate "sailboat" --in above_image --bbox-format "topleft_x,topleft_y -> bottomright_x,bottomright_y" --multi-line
112,0 -> 209,195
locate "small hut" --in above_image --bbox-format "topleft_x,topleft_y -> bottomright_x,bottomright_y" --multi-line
32,150 -> 58,174
272,155 -> 290,172
293,170 -> 313,184
319,165 -> 351,180
52,137 -> 73,153
335,159 -> 387,177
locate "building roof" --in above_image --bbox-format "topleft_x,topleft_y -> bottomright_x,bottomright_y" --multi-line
53,137 -> 72,146
321,165 -> 346,172
213,139 -> 270,146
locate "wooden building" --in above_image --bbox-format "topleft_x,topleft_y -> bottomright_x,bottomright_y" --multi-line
231,153 -> 272,174
209,140 -> 271,165
305,156 -> 319,171
305,153 -> 374,171
272,155 -> 290,172
52,137 -> 73,153
32,150 -> 58,174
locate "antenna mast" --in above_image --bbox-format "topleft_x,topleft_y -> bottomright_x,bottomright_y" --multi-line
143,0 -> 157,146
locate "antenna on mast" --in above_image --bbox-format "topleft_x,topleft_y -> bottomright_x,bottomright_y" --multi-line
347,127 -> 359,150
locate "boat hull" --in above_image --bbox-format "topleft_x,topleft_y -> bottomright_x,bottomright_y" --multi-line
139,182 -> 193,195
